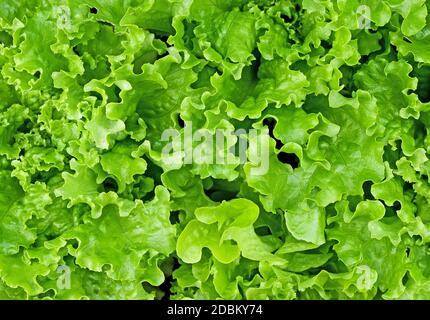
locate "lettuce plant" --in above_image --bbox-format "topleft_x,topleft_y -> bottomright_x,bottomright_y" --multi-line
1,0 -> 430,300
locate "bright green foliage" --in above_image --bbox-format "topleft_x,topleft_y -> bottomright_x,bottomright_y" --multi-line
1,0 -> 430,300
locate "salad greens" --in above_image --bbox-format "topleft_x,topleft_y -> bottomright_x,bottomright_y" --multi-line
1,0 -> 430,300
